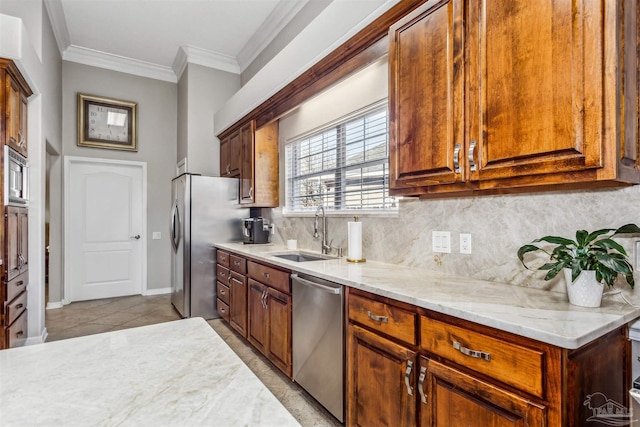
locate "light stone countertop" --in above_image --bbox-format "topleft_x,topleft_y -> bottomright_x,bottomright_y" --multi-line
0,318 -> 300,427
215,242 -> 640,349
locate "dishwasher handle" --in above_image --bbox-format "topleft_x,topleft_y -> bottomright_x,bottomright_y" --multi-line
291,274 -> 342,295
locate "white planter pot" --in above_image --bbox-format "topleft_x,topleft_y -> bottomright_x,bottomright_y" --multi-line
563,268 -> 604,308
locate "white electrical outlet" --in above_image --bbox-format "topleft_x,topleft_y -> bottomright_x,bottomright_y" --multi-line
460,233 -> 472,254
432,231 -> 451,253
636,241 -> 640,270
152,232 -> 161,240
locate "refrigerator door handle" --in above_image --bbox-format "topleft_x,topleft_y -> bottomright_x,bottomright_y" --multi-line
171,200 -> 181,251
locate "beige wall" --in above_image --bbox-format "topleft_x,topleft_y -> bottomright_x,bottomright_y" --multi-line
61,62 -> 177,295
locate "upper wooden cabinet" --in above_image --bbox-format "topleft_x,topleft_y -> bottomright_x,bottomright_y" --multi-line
1,59 -> 32,158
389,0 -> 640,197
219,120 -> 279,207
219,132 -> 241,178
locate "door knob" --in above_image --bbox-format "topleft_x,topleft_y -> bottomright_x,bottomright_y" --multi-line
131,235 -> 141,240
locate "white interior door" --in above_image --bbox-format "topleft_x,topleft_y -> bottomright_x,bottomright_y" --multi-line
65,157 -> 146,302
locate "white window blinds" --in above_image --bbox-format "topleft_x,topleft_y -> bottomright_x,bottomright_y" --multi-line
285,104 -> 398,213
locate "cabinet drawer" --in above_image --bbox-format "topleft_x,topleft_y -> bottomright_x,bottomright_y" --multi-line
248,261 -> 290,294
229,254 -> 246,274
4,271 -> 27,303
6,290 -> 26,326
216,282 -> 230,305
216,265 -> 230,286
420,316 -> 544,398
348,293 -> 416,346
217,299 -> 230,321
6,309 -> 27,348
216,250 -> 230,267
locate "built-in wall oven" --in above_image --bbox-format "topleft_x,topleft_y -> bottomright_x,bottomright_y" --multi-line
4,146 -> 28,206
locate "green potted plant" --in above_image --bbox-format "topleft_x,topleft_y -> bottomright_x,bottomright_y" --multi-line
517,224 -> 640,307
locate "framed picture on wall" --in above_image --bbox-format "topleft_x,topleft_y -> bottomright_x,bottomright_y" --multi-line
77,93 -> 138,151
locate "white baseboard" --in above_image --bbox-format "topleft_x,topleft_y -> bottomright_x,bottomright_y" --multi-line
145,287 -> 171,296
25,327 -> 48,345
46,301 -> 64,310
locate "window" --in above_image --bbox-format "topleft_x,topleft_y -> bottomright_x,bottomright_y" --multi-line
285,103 -> 398,213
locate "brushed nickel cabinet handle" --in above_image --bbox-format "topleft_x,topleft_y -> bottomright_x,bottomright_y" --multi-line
453,143 -> 461,174
227,274 -> 231,286
15,303 -> 24,309
16,330 -> 24,337
468,140 -> 477,172
418,366 -> 428,404
367,311 -> 388,323
15,281 -> 24,287
453,341 -> 491,361
404,361 -> 414,396
249,186 -> 253,200
262,272 -> 270,279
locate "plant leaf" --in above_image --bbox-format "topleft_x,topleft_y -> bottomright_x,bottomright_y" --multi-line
517,244 -> 542,267
533,236 -> 576,247
575,230 -> 589,247
626,273 -> 635,288
594,239 -> 628,256
613,223 -> 640,236
583,228 -> 615,246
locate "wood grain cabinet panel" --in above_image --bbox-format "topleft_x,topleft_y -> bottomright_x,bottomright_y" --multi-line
228,271 -> 248,337
420,357 -> 546,427
347,324 -> 417,427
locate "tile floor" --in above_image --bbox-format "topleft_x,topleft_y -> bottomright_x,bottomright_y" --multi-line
45,294 -> 342,426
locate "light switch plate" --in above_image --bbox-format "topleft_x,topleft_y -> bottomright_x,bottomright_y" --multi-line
152,232 -> 161,240
460,233 -> 472,254
636,241 -> 640,270
432,231 -> 451,253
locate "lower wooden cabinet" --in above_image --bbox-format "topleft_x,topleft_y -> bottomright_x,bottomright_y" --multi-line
346,288 -> 628,427
228,271 -> 247,337
247,278 -> 292,377
420,357 -> 546,427
347,324 -> 417,427
217,252 -> 292,378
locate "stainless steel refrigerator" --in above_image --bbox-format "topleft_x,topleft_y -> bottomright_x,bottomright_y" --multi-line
170,174 -> 248,318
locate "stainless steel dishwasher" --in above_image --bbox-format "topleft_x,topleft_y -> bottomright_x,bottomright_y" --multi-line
291,273 -> 344,422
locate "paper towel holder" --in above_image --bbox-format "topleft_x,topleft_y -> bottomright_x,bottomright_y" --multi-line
347,216 -> 366,263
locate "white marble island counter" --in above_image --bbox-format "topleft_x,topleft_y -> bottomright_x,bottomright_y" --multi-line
0,318 -> 300,426
215,242 -> 640,349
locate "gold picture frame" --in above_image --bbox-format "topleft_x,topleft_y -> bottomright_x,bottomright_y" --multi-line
77,93 -> 137,151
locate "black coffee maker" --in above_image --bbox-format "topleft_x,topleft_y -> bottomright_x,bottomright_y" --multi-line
243,217 -> 271,244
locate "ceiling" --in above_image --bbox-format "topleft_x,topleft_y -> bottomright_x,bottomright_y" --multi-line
45,0 -> 311,82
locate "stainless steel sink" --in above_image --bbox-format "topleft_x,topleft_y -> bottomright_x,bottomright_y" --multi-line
272,252 -> 335,262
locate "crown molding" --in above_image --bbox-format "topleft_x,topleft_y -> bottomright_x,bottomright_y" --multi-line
173,45 -> 240,80
44,0 -> 71,56
236,0 -> 309,72
63,45 -> 177,83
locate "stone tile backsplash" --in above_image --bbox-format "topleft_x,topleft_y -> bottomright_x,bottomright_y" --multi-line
271,185 -> 640,293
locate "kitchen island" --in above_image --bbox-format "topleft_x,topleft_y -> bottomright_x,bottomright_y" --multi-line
0,317 -> 300,426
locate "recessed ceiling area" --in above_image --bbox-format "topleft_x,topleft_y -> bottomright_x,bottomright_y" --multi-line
45,0 -> 315,82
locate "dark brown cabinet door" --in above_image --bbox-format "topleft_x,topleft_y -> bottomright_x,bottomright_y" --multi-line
347,324 -> 417,427
229,271 -> 248,338
389,0 -> 464,189
4,207 -> 28,281
420,357 -> 545,427
247,279 -> 267,354
265,287 -> 291,377
240,121 -> 254,203
466,0 -> 605,182
220,133 -> 241,178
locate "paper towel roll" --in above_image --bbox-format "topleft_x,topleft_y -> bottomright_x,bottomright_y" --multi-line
348,219 -> 363,261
